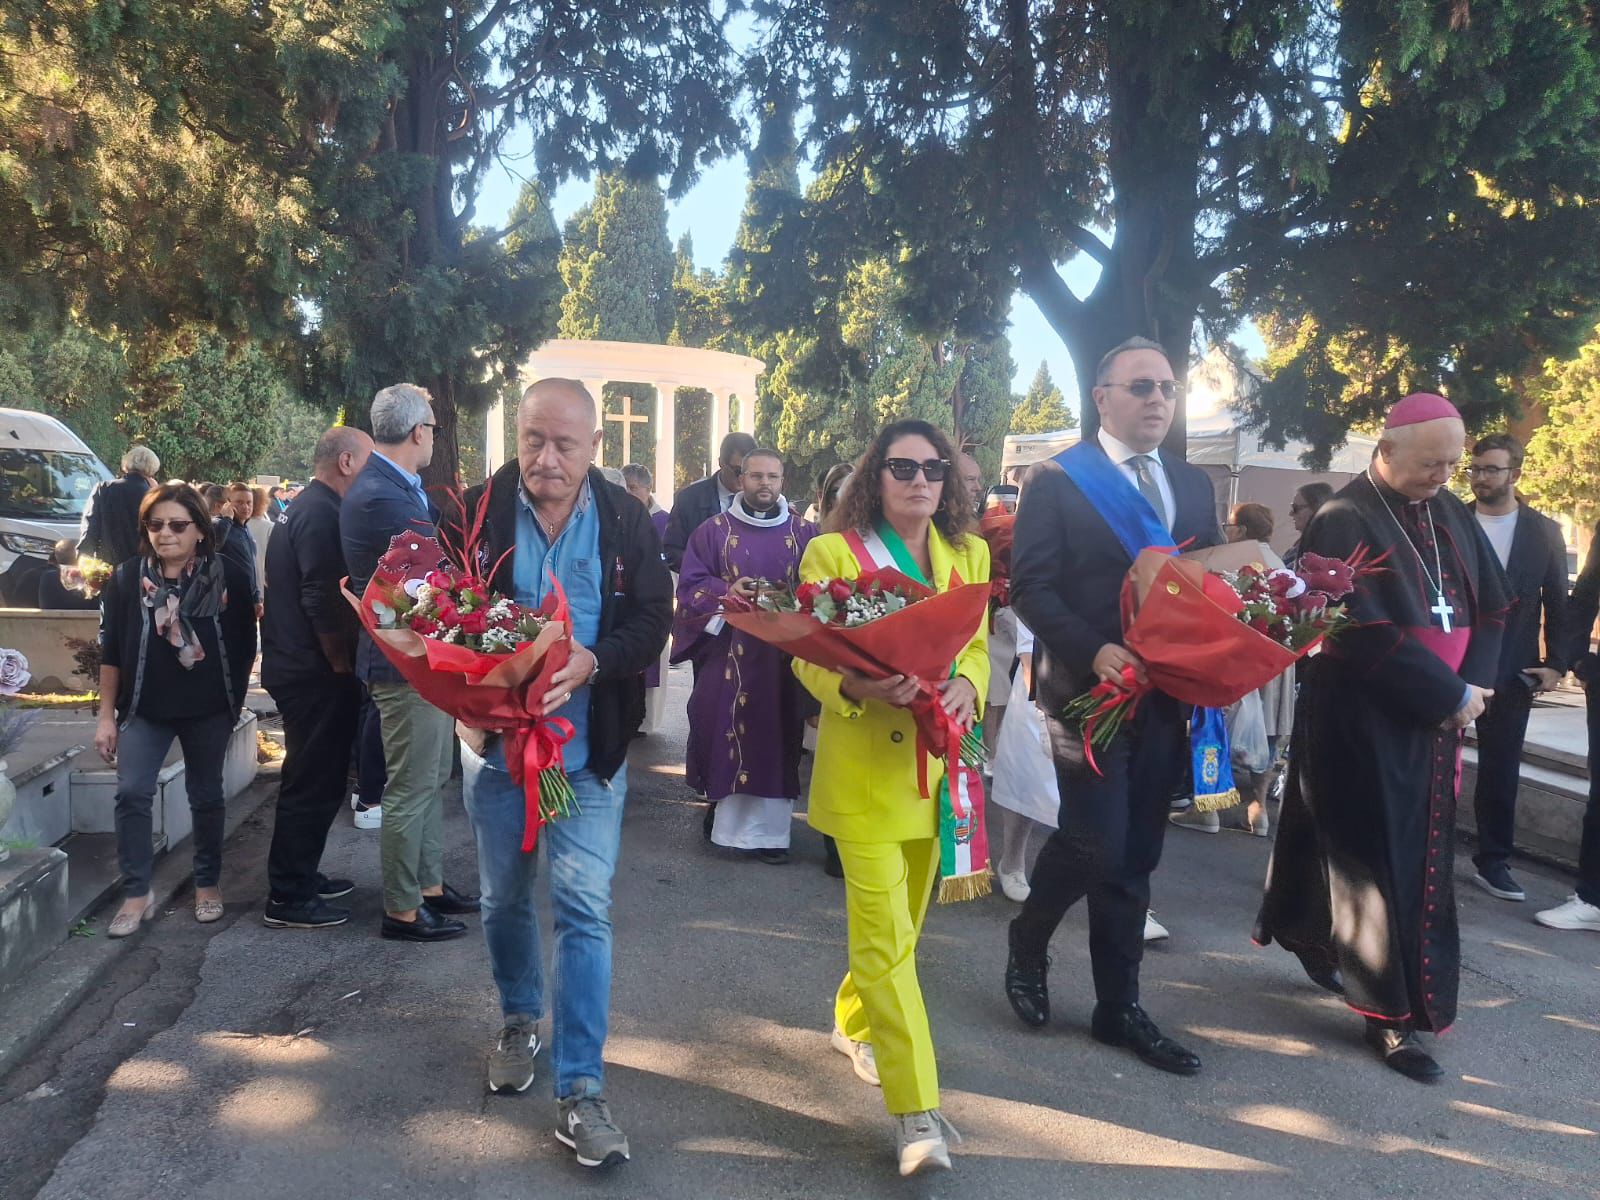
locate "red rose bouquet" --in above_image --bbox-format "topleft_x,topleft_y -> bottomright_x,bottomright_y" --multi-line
726,567 -> 991,791
1064,543 -> 1373,770
343,486 -> 577,851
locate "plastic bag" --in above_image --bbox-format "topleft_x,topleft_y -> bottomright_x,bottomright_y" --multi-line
990,666 -> 1060,829
1227,690 -> 1271,774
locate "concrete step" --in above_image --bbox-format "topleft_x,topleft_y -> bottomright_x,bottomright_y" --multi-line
0,847 -> 71,995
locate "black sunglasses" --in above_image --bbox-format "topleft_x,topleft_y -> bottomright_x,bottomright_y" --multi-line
1106,378 -> 1184,401
144,518 -> 195,533
883,457 -> 951,482
415,421 -> 441,434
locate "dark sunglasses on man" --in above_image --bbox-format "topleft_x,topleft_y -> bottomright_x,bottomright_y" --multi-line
144,518 -> 195,533
1105,378 -> 1184,401
882,458 -> 951,482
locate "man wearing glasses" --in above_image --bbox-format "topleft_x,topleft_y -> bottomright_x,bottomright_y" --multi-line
1004,336 -> 1222,1077
1465,433 -> 1570,905
341,383 -> 481,942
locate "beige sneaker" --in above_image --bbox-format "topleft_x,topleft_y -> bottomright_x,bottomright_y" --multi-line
896,1109 -> 959,1177
830,1027 -> 880,1086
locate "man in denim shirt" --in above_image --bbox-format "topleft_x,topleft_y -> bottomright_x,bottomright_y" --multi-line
459,378 -> 671,1168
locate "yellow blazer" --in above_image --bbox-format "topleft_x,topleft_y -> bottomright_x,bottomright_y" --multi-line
795,526 -> 991,844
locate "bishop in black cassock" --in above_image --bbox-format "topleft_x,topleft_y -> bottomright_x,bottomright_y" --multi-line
1256,393 -> 1507,1083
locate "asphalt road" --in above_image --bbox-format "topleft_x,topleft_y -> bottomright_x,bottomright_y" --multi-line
3,666 -> 1598,1200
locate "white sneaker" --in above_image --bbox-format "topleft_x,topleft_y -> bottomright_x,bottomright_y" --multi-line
1144,910 -> 1170,942
895,1109 -> 959,1177
1534,894 -> 1600,932
1169,807 -> 1220,834
998,868 -> 1031,903
831,1027 -> 880,1086
352,795 -> 382,830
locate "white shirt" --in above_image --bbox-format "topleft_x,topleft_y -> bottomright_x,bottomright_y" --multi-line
1097,428 -> 1175,531
716,476 -> 737,513
1475,508 -> 1518,569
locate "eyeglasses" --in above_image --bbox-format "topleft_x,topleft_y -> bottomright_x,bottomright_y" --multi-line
1105,379 -> 1184,401
415,422 -> 440,434
1466,465 -> 1511,478
1288,502 -> 1309,514
144,518 -> 195,533
882,458 -> 951,482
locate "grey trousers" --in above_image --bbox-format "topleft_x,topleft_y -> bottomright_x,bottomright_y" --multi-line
115,711 -> 233,898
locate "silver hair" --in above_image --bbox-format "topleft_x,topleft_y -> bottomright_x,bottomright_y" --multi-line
1094,336 -> 1170,386
370,383 -> 434,444
121,444 -> 160,475
620,463 -> 653,490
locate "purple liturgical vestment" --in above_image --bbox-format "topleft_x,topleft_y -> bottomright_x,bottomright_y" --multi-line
671,498 -> 816,844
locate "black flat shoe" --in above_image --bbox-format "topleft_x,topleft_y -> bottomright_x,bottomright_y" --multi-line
1364,1021 -> 1443,1083
1091,1003 -> 1202,1076
382,904 -> 467,942
264,898 -> 351,929
317,875 -> 355,901
755,848 -> 790,865
423,882 -> 481,915
822,836 -> 844,879
1004,920 -> 1051,1029
702,803 -> 716,842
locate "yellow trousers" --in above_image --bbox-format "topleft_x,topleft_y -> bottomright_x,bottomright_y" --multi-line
833,836 -> 941,1115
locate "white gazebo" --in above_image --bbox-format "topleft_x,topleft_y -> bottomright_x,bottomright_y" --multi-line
487,338 -> 767,502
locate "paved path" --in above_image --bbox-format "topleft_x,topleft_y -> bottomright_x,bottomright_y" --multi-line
4,667 -> 1598,1199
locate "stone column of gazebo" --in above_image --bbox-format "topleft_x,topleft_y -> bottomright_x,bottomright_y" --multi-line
485,338 -> 766,503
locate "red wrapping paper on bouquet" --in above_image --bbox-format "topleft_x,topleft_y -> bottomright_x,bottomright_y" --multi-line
722,569 -> 991,797
343,571 -> 574,853
1118,548 -> 1313,709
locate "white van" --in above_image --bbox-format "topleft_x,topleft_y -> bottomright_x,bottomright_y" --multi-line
0,408 -> 113,602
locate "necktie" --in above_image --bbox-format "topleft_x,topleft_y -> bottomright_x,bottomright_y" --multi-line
1130,454 -> 1170,530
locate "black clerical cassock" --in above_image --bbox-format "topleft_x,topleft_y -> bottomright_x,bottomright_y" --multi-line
1256,470 -> 1507,1032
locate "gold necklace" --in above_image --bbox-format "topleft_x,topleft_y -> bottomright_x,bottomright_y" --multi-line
536,506 -> 571,541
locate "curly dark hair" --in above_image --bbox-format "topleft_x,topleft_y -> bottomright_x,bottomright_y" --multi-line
829,420 -> 974,545
136,483 -> 215,561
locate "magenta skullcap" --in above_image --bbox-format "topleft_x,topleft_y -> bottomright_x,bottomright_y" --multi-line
1384,392 -> 1461,428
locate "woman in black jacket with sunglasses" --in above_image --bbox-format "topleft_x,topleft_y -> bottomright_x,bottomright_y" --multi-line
94,482 -> 256,937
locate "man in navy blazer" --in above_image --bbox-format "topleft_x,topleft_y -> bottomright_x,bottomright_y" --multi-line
1465,433 -> 1569,904
1005,336 -> 1222,1078
341,383 -> 480,943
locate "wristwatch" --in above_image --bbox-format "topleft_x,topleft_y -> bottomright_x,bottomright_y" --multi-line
586,656 -> 601,686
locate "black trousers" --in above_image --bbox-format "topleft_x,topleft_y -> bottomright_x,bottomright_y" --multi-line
266,675 -> 363,905
1471,684 -> 1534,871
356,692 -> 387,805
1580,686 -> 1600,908
1012,693 -> 1187,1005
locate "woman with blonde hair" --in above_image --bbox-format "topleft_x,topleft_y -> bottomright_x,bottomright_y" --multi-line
795,418 -> 989,1177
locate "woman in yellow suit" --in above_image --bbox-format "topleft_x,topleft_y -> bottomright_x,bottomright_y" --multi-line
794,419 -> 989,1177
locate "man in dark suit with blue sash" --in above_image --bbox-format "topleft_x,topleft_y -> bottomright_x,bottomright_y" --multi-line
1004,336 -> 1222,1076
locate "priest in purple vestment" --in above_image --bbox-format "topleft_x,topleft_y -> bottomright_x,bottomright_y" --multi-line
1256,393 -> 1507,1084
671,448 -> 817,863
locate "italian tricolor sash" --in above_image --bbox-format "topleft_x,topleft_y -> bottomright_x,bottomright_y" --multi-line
843,521 -> 991,903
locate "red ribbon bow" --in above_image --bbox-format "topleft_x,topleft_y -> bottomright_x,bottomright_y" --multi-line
1081,665 -> 1150,776
506,717 -> 576,852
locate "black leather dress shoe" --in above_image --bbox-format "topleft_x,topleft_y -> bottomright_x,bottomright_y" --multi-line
1091,1003 -> 1202,1076
1364,1021 -> 1443,1083
1004,920 -> 1051,1028
423,882 -> 481,915
382,904 -> 467,942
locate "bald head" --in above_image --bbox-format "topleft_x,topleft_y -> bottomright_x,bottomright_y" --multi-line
520,377 -> 598,430
518,377 -> 602,507
1375,417 -> 1466,502
313,426 -> 374,495
958,452 -> 982,514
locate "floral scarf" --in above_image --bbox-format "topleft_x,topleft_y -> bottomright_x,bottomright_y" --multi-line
140,555 -> 226,669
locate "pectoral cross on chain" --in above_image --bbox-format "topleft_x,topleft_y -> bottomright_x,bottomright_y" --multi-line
1430,593 -> 1455,634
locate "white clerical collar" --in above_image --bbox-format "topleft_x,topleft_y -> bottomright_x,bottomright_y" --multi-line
728,494 -> 790,528
1097,427 -> 1162,467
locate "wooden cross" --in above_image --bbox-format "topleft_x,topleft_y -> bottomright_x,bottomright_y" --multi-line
605,393 -> 649,463
1431,593 -> 1455,634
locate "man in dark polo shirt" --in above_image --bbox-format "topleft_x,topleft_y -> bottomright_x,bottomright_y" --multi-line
260,426 -> 374,928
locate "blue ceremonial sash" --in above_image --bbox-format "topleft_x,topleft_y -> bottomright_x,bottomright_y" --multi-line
1053,440 -> 1173,560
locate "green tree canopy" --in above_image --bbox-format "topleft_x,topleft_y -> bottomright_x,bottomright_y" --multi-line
746,1 -> 1600,458
1522,328 -> 1600,526
1009,362 -> 1076,435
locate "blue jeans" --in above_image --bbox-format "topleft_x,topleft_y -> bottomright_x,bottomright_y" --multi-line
461,738 -> 626,1099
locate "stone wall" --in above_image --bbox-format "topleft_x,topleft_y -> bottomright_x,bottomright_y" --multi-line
0,609 -> 100,692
